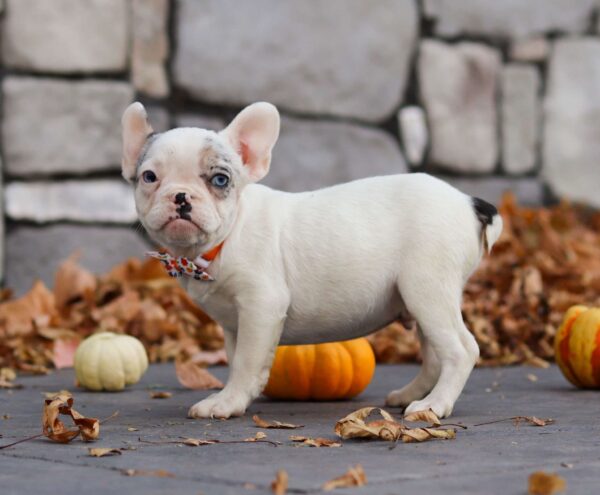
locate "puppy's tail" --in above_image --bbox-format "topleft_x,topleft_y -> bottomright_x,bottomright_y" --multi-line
472,197 -> 503,254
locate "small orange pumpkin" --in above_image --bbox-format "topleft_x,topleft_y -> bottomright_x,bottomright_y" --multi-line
555,305 -> 600,388
263,338 -> 376,400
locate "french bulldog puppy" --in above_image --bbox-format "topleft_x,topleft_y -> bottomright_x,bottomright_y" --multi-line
121,101 -> 502,419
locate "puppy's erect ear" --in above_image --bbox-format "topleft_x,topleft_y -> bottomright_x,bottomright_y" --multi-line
220,102 -> 280,182
121,102 -> 154,183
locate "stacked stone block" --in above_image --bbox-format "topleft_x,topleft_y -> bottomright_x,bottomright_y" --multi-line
0,0 -> 598,293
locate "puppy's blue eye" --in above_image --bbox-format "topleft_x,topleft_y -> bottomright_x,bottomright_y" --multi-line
142,170 -> 157,183
210,174 -> 229,188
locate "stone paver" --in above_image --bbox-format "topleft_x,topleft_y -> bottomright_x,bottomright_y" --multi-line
1,364 -> 599,494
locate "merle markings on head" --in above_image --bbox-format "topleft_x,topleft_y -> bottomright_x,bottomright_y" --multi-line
121,102 -> 280,254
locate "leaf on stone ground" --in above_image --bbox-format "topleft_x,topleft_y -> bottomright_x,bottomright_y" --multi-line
182,437 -> 217,446
404,409 -> 441,426
515,416 -> 554,427
127,427 -> 139,432
252,415 -> 303,429
322,465 -> 367,491
149,391 -> 172,399
0,368 -> 22,389
52,338 -> 80,369
1,367 -> 16,381
43,389 -> 72,399
42,392 -> 79,443
289,435 -> 341,448
122,469 -> 175,478
401,427 -> 456,443
53,253 -> 97,313
271,469 -> 288,495
175,359 -> 223,390
88,447 -> 122,457
70,408 -> 100,441
335,407 -> 455,443
245,431 -> 268,442
334,407 -> 401,440
42,392 -> 99,443
528,471 -> 566,495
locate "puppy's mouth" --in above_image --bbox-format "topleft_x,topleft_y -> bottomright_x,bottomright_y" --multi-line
161,216 -> 203,232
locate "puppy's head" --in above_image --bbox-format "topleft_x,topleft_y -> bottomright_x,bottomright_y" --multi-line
121,102 -> 280,254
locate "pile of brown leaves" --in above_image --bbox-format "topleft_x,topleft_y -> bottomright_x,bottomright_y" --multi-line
370,194 -> 600,366
0,254 -> 223,374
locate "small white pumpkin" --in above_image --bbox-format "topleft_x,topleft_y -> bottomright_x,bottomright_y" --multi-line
74,332 -> 148,391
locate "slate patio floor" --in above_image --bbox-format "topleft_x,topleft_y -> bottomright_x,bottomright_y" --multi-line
1,364 -> 599,494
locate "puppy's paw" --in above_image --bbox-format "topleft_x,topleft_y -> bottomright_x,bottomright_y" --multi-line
187,390 -> 249,419
405,396 -> 454,419
386,386 -> 426,408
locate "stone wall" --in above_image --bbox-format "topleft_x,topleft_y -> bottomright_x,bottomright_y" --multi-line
1,0 -> 598,294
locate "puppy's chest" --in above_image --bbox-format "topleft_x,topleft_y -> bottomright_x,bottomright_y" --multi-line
180,278 -> 238,332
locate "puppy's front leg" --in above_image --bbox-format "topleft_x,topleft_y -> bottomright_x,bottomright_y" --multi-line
188,304 -> 286,419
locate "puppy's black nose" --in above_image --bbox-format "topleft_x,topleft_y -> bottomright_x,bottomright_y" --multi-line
175,192 -> 187,204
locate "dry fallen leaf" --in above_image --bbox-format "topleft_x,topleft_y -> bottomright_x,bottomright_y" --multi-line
0,280 -> 56,338
42,392 -> 100,443
53,254 -> 96,314
400,427 -> 456,443
122,469 -> 175,478
43,389 -> 72,399
71,408 -> 100,442
514,416 -> 554,427
290,435 -> 341,448
175,359 -> 223,390
245,431 -> 268,442
52,339 -> 80,369
253,415 -> 303,429
528,471 -> 566,495
150,391 -> 172,399
42,392 -> 80,443
271,469 -> 288,495
404,409 -> 441,426
0,368 -> 21,389
182,438 -> 217,446
322,465 -> 367,491
335,407 -> 455,443
88,447 -> 122,457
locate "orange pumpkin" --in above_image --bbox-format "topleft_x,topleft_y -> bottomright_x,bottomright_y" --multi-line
263,338 -> 376,400
555,305 -> 600,388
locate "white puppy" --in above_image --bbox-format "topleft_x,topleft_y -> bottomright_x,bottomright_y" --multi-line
121,102 -> 502,419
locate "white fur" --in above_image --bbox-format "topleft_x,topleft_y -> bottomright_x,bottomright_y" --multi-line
122,102 -> 503,419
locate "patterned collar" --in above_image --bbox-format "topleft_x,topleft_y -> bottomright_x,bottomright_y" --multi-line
145,242 -> 224,281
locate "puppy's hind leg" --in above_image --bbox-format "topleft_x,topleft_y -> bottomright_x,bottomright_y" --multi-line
386,327 -> 441,408
398,278 -> 479,418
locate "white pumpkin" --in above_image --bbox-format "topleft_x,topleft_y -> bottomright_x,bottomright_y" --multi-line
74,332 -> 148,391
